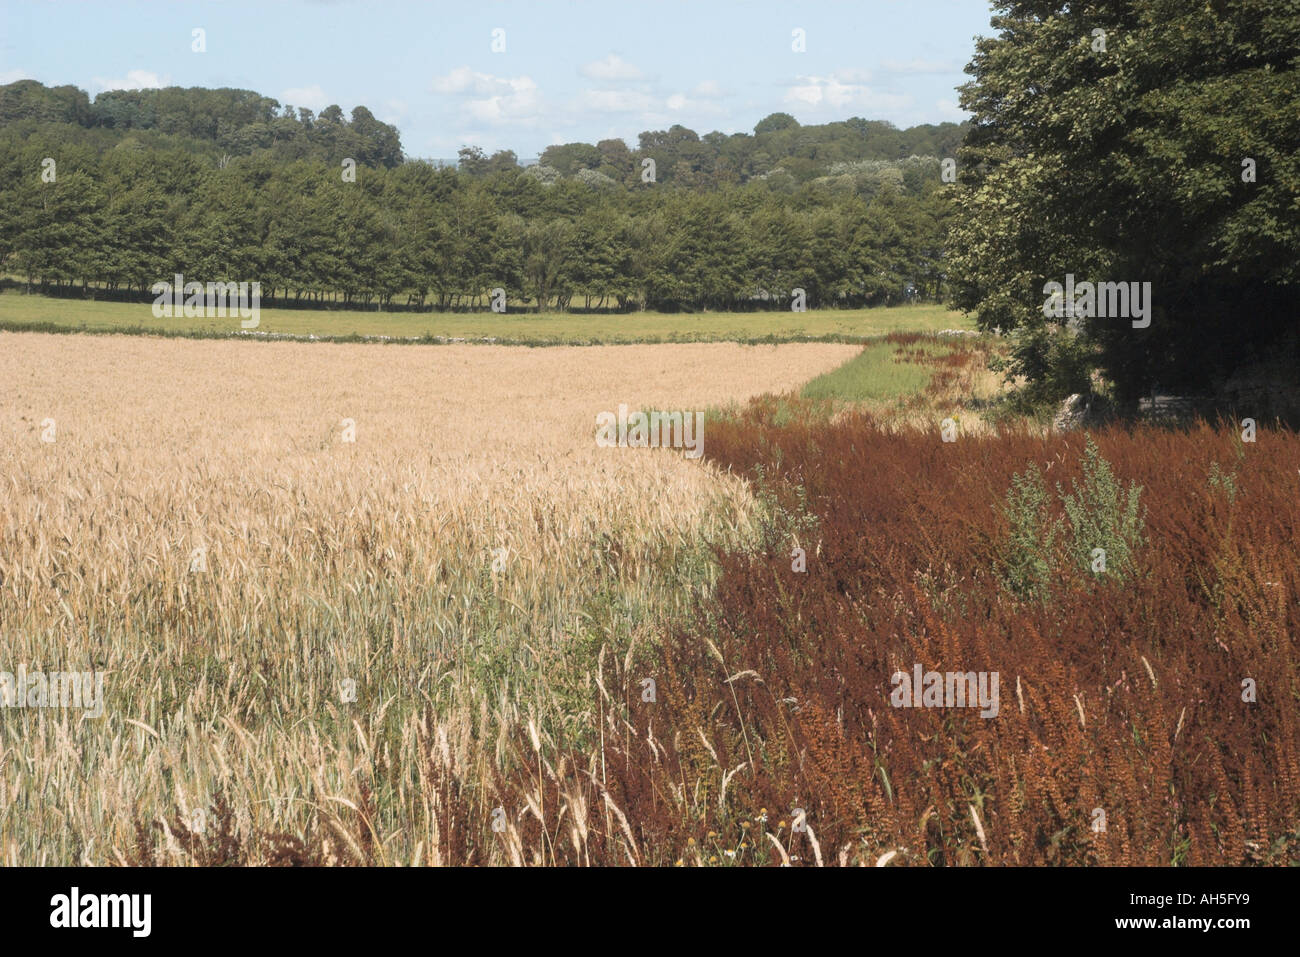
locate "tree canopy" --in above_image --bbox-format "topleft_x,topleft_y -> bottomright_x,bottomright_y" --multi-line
948,0 -> 1300,406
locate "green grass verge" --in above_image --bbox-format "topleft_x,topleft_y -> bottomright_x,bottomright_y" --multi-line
801,337 -> 958,402
0,293 -> 971,345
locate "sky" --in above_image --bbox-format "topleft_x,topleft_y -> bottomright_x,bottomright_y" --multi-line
0,0 -> 996,160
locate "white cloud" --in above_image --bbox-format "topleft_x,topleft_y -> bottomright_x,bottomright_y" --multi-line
280,84 -> 330,111
0,69 -> 31,85
433,68 -> 544,125
433,66 -> 492,95
468,80 -> 541,123
784,74 -> 912,113
91,69 -> 167,92
467,86 -> 541,123
578,89 -> 656,113
579,54 -> 642,81
829,67 -> 873,84
691,80 -> 724,99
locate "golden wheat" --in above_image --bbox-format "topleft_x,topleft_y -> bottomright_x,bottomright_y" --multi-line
0,331 -> 858,864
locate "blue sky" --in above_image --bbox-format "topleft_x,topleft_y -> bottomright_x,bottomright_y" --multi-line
0,0 -> 995,159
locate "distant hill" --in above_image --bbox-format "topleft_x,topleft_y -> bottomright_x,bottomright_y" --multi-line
0,80 -> 404,168
533,112 -> 966,187
0,81 -> 965,186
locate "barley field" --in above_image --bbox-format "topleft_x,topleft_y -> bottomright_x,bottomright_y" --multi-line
0,331 -> 858,864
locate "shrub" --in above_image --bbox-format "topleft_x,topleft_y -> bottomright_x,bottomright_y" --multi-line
1208,459 -> 1239,505
998,436 -> 1145,599
1058,436 -> 1145,581
998,462 -> 1058,601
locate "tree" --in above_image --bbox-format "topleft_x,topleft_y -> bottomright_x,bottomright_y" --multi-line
595,138 -> 635,184
456,146 -> 489,176
949,0 -> 1300,407
348,105 -> 403,167
538,142 -> 602,176
754,112 -> 799,136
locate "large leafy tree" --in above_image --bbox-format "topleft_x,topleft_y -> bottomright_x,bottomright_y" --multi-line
949,0 -> 1300,406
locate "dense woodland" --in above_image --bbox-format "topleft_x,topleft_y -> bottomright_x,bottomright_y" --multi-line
0,80 -> 959,312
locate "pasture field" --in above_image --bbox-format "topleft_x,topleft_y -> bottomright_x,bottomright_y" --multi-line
0,292 -> 969,344
0,331 -> 858,864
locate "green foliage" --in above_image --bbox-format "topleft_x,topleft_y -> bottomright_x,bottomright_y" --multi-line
989,323 -> 1096,408
753,112 -> 800,136
0,79 -> 972,312
1058,438 -> 1146,580
0,151 -> 956,314
999,463 -> 1059,602
1208,460 -> 1239,505
538,142 -> 603,176
999,438 -> 1145,600
801,339 -> 948,403
748,463 -> 821,557
949,0 -> 1300,404
0,81 -> 403,167
0,78 -> 968,188
0,295 -> 969,342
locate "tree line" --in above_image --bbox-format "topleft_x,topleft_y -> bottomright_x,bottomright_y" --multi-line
0,121 -> 953,312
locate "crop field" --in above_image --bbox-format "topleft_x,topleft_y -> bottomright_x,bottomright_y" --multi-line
3,328 -> 1296,868
0,293 -> 969,345
0,330 -> 861,864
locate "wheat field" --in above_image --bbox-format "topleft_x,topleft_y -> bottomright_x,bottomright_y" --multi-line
0,331 -> 859,864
